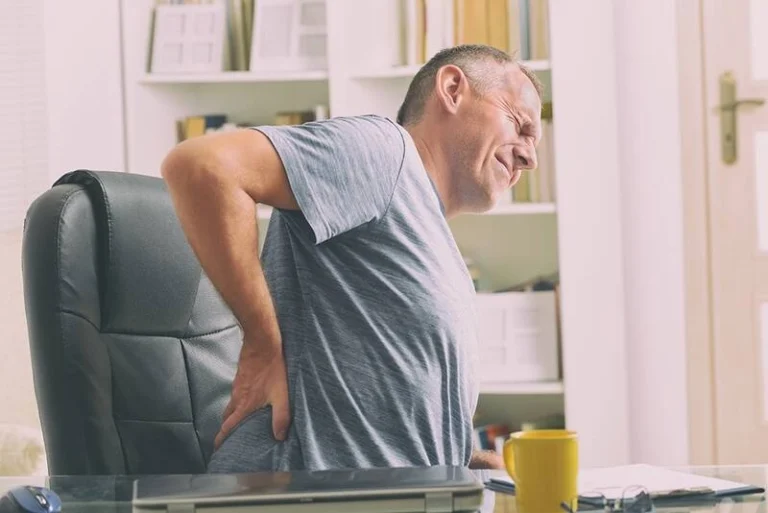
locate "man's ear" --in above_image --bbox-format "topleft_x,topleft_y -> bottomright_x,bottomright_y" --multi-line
433,64 -> 469,116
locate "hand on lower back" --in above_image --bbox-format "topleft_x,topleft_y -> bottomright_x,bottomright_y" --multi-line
214,339 -> 291,450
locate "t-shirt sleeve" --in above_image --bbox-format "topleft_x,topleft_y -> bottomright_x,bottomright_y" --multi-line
252,115 -> 405,245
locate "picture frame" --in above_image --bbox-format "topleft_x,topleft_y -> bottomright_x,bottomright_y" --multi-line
250,0 -> 327,72
149,3 -> 228,73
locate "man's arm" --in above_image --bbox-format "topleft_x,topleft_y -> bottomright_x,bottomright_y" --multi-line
469,450 -> 505,470
162,128 -> 299,334
161,128 -> 298,447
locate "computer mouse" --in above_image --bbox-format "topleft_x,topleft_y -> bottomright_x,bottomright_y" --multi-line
0,486 -> 61,513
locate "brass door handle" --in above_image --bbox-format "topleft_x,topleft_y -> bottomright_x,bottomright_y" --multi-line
717,98 -> 766,111
718,71 -> 765,164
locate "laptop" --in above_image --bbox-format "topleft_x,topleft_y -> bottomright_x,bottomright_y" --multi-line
132,465 -> 485,513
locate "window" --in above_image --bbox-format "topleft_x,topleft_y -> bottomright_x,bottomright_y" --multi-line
0,0 -> 48,232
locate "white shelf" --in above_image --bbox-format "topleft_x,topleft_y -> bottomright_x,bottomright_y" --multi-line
350,65 -> 423,79
479,381 -> 564,395
471,202 -> 557,216
520,59 -> 551,71
350,60 -> 551,80
139,70 -> 329,84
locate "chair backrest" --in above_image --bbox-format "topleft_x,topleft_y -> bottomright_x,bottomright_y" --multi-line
21,170 -> 242,476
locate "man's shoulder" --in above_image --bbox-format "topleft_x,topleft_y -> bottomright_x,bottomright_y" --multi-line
254,114 -> 405,156
319,113 -> 399,128
312,114 -> 405,141
259,113 -> 399,131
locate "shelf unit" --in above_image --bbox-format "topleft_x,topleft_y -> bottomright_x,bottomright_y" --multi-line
479,381 -> 564,395
120,0 -> 632,467
467,202 -> 557,215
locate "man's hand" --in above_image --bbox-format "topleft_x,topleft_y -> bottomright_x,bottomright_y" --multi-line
469,450 -> 505,470
214,339 -> 291,450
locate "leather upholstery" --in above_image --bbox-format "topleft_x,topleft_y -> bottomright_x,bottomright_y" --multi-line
22,170 -> 242,475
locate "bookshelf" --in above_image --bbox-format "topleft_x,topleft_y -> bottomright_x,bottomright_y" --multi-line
120,0 -> 632,468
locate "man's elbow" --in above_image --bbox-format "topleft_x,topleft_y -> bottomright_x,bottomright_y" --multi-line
161,142 -> 199,189
160,129 -> 286,208
160,139 -> 222,198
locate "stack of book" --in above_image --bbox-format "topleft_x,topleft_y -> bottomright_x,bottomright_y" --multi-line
176,114 -> 231,142
473,416 -> 567,456
473,423 -> 510,454
176,105 -> 329,141
274,105 -> 329,126
401,0 -> 550,67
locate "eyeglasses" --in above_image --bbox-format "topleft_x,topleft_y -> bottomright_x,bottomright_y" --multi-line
561,485 -> 656,513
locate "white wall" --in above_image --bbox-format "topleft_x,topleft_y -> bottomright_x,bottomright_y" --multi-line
613,0 -> 690,465
0,231 -> 38,429
0,0 -> 125,432
43,0 -> 126,182
549,0 -> 631,467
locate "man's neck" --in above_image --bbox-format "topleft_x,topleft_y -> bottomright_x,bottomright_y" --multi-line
404,124 -> 457,218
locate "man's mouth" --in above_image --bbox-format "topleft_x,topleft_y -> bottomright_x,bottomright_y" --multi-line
496,157 -> 515,185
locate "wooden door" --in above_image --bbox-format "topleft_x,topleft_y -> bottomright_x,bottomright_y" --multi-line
702,0 -> 768,463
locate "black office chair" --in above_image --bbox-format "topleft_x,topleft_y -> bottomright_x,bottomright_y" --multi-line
21,169 -> 242,476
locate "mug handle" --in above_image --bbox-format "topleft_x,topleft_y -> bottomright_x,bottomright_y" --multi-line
502,438 -> 516,482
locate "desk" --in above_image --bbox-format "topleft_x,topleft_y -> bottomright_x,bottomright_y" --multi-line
0,466 -> 765,513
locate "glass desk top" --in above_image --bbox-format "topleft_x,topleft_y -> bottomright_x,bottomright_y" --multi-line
0,465 -> 765,513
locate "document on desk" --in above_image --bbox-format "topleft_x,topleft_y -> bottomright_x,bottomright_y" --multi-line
576,464 -> 764,500
488,464 -> 765,501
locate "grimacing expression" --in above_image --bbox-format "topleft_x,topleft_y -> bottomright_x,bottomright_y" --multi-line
455,65 -> 542,211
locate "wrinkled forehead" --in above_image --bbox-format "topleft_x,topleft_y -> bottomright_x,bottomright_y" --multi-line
501,64 -> 542,117
487,64 -> 542,142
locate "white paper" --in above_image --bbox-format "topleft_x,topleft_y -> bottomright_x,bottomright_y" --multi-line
578,465 -> 754,500
490,464 -> 757,500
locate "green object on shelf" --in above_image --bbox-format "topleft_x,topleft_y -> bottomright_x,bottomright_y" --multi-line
542,101 -> 553,120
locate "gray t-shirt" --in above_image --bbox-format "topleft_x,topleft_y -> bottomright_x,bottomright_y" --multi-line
207,114 -> 479,472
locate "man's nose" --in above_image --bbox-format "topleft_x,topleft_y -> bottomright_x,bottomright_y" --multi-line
514,144 -> 538,171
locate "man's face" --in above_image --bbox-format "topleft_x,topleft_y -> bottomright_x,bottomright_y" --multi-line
449,65 -> 542,212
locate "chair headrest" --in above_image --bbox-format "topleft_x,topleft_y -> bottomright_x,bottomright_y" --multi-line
54,170 -> 204,334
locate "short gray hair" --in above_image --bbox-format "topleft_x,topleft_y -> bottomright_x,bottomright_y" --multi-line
396,44 -> 543,126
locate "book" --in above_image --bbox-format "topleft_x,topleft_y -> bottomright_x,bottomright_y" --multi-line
176,114 -> 228,141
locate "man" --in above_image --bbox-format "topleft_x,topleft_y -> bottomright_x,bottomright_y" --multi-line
161,44 -> 543,473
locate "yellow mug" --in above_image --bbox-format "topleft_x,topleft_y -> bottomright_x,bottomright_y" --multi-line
503,429 -> 579,513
